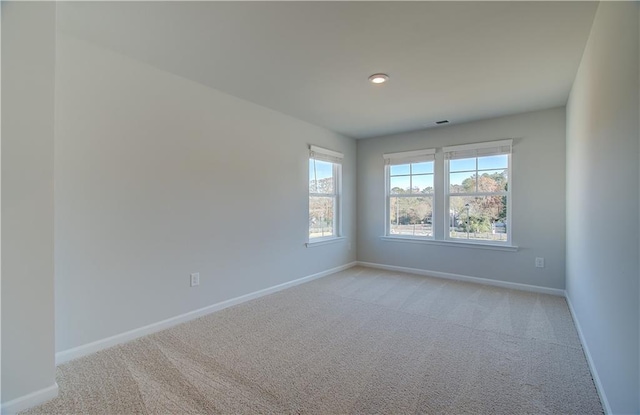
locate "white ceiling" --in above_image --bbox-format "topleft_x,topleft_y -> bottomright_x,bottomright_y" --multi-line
57,2 -> 598,139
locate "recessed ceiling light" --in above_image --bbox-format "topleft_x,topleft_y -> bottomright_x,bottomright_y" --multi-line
368,73 -> 389,84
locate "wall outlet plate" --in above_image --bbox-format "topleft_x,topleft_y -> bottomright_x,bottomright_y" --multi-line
190,272 -> 200,287
535,257 -> 545,268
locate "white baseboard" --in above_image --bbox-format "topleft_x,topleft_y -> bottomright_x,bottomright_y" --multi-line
1,383 -> 59,415
356,261 -> 565,296
565,294 -> 612,415
56,262 -> 357,365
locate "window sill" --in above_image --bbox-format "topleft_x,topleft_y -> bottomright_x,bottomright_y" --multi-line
380,236 -> 518,252
306,236 -> 346,248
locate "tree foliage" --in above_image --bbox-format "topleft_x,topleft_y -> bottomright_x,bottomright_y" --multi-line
390,186 -> 433,225
309,177 -> 335,235
451,171 -> 507,234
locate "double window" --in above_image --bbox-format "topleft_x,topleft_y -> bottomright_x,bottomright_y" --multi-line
309,145 -> 343,241
385,140 -> 512,246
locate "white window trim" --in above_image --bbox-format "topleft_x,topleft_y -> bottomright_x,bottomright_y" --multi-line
308,145 -> 343,243
310,145 -> 344,163
442,139 -> 513,154
305,236 -> 346,248
384,149 -> 436,239
380,236 -> 518,251
381,140 -> 516,251
444,140 -> 513,246
384,148 -> 436,165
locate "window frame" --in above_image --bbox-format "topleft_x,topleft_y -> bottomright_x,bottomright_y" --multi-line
380,140 -> 516,250
384,149 -> 436,240
443,140 -> 513,246
308,145 -> 343,244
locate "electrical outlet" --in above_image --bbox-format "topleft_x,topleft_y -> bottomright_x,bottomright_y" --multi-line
190,272 -> 200,287
535,257 -> 545,268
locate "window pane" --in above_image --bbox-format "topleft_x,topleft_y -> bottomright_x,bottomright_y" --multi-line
309,196 -> 335,238
390,164 -> 410,176
450,172 -> 476,193
309,161 -> 316,192
449,157 -> 476,172
449,195 -> 507,242
478,154 -> 508,170
477,170 -> 508,192
412,161 -> 433,174
389,196 -> 433,237
390,176 -> 411,194
412,174 -> 434,193
309,159 -> 334,193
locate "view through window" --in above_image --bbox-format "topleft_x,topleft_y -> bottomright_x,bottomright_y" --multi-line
446,143 -> 510,243
384,141 -> 512,246
309,146 -> 342,240
443,140 -> 511,242
388,161 -> 434,237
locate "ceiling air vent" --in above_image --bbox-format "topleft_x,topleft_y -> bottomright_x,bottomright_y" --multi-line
435,120 -> 449,125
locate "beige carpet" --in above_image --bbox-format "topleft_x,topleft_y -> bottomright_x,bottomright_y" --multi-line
25,266 -> 602,414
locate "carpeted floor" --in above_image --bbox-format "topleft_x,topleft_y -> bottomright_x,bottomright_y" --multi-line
25,266 -> 602,414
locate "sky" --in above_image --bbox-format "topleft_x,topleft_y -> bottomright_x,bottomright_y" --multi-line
310,155 -> 508,190
390,155 -> 508,188
309,159 -> 333,182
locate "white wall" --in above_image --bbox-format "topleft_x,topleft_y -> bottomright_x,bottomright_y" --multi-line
1,1 -> 57,406
54,34 -> 356,353
566,3 -> 639,414
357,107 -> 566,289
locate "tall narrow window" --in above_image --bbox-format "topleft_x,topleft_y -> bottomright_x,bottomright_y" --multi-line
444,140 -> 511,243
309,145 -> 343,241
384,149 -> 436,238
